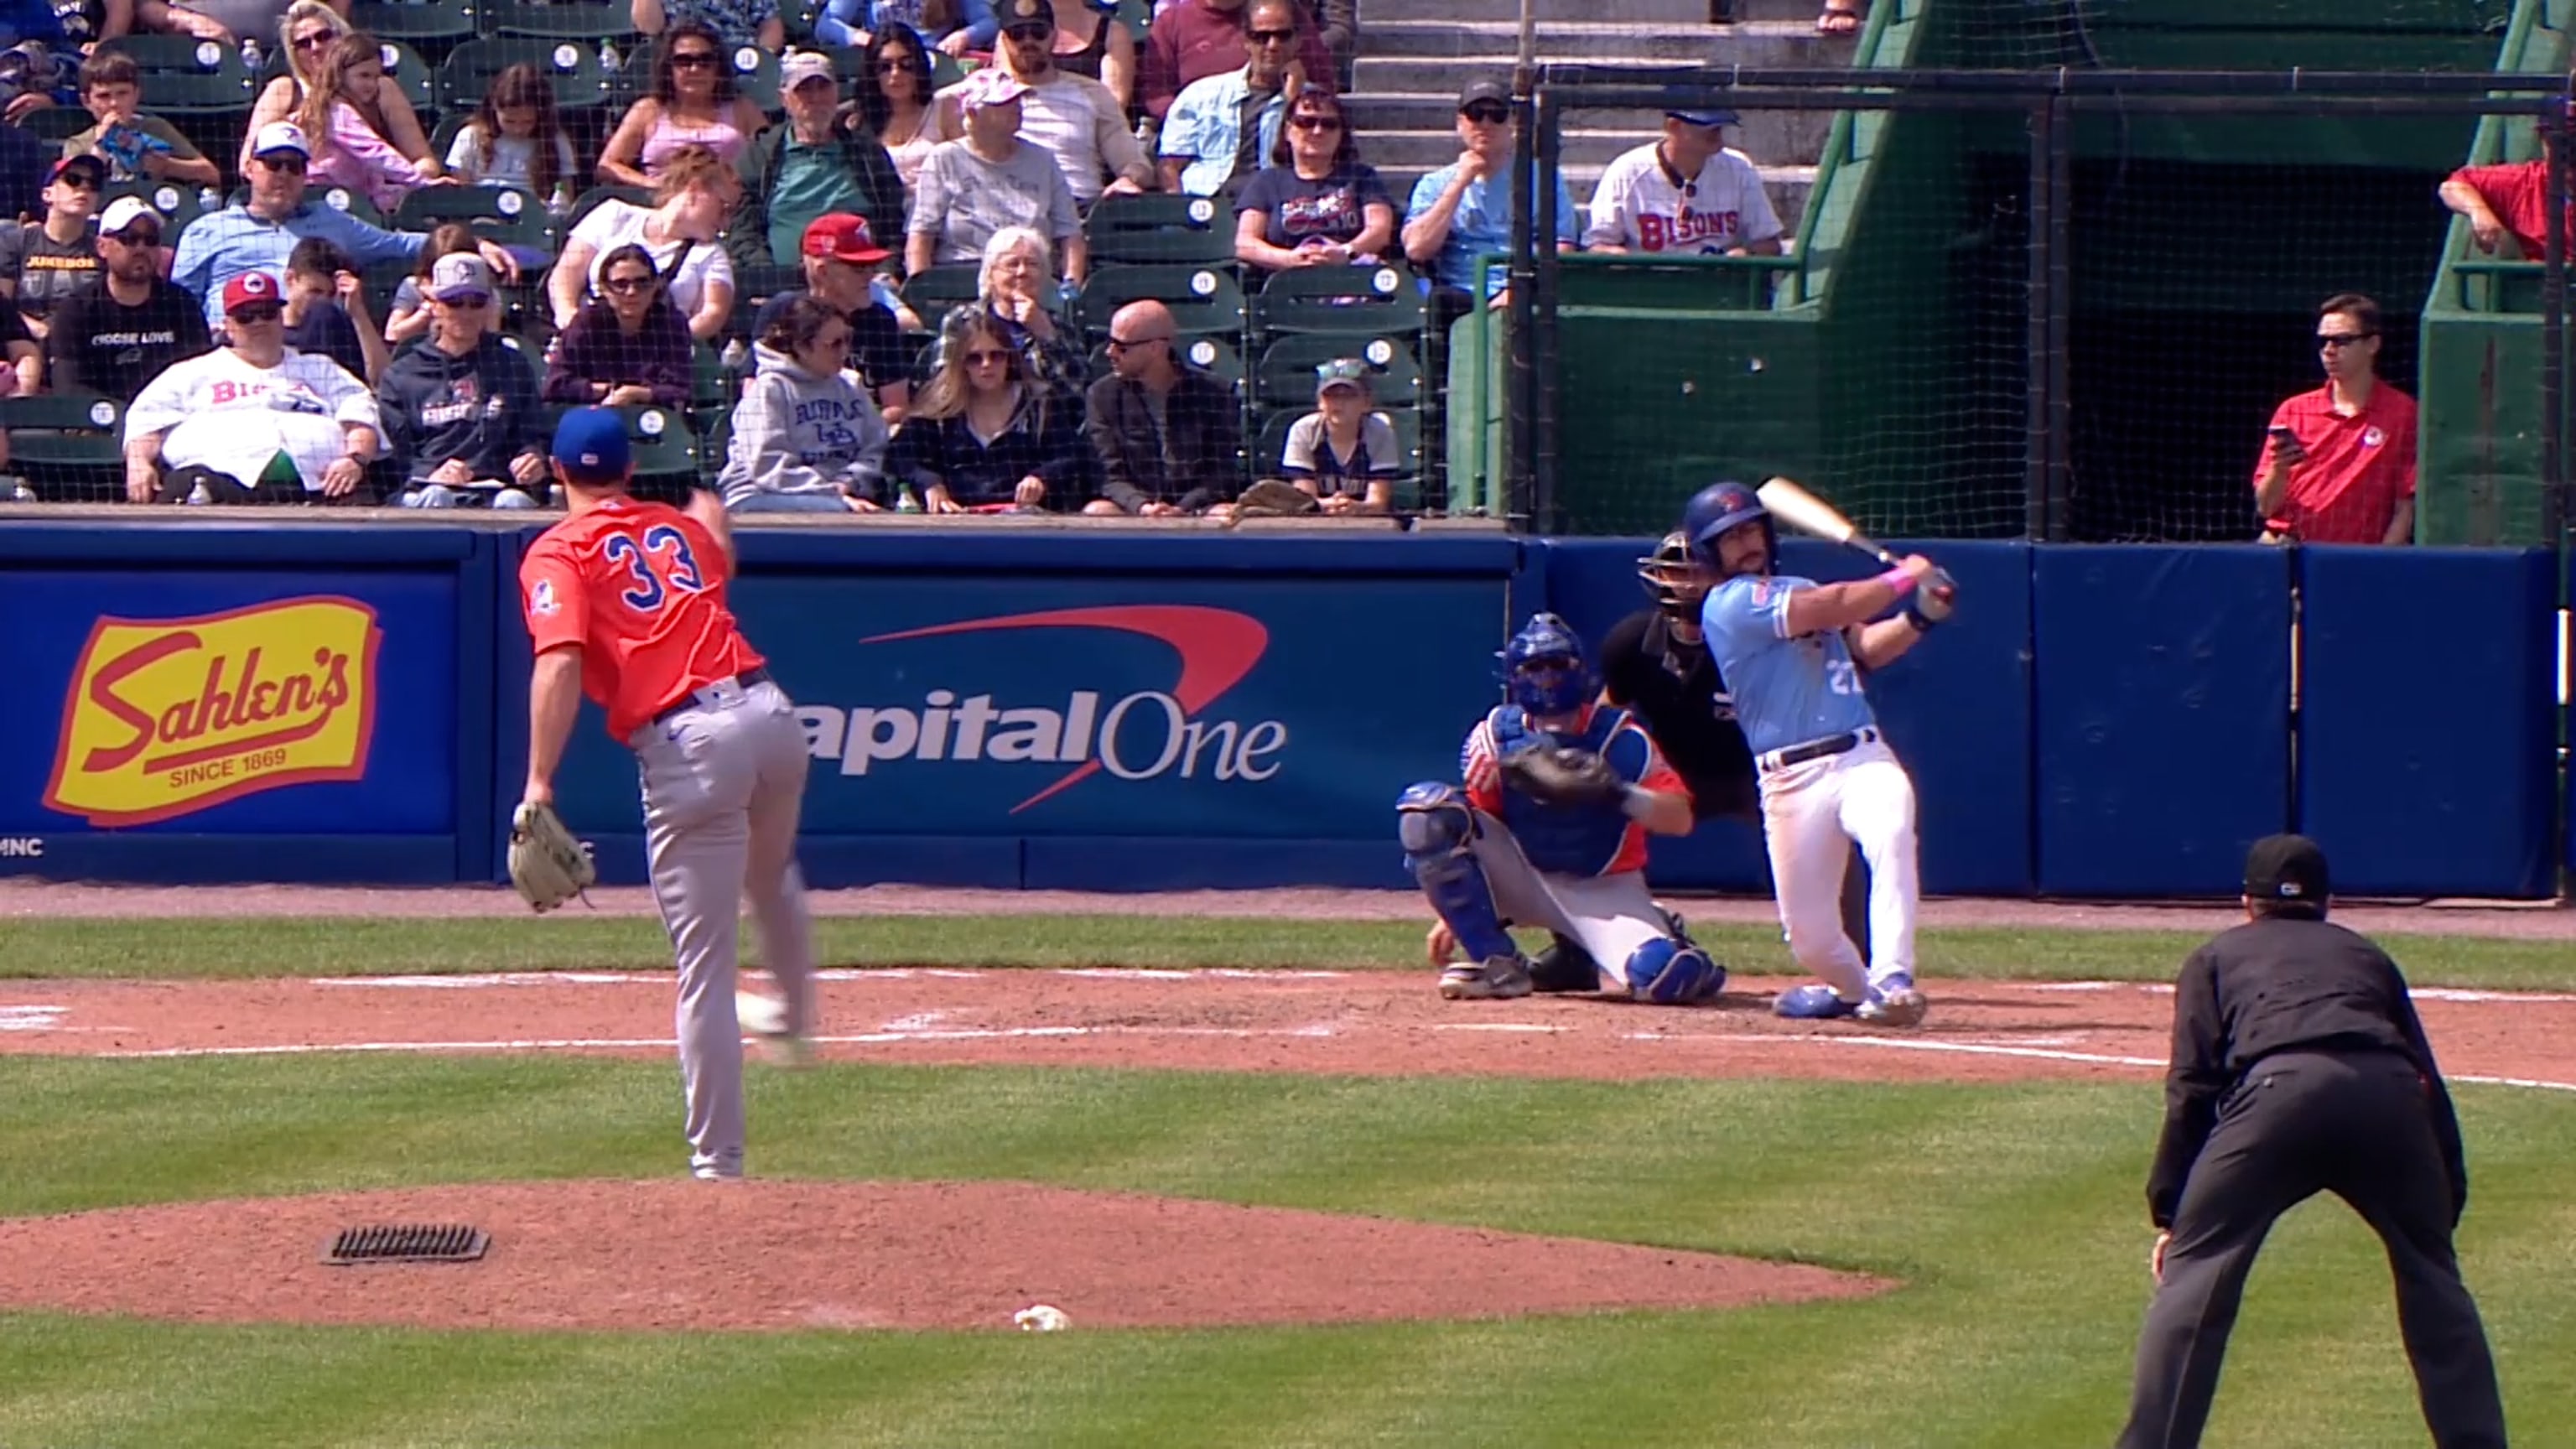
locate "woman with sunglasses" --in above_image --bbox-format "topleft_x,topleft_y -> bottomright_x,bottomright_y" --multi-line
851,23 -> 940,192
543,242 -> 694,408
597,19 -> 764,190
243,0 -> 439,180
1233,89 -> 1392,273
888,309 -> 1093,512
815,0 -> 999,60
553,143 -> 740,342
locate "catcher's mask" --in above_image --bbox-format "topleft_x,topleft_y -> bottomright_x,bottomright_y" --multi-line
1636,530 -> 1711,619
1681,480 -> 1774,579
1499,612 -> 1597,716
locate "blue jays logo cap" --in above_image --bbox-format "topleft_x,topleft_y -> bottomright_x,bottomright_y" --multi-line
550,407 -> 631,482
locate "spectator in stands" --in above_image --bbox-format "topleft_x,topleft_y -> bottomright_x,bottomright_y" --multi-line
2254,293 -> 2418,546
1404,78 -> 1580,319
906,69 -> 1088,278
889,306 -> 1093,510
543,242 -> 693,408
1042,0 -> 1135,109
817,0 -> 997,57
1584,107 -> 1784,257
444,64 -> 579,209
750,214 -> 914,418
929,0 -> 1153,208
0,295 -> 37,397
855,23 -> 941,193
2438,151 -> 2571,262
384,223 -> 478,345
60,51 -> 221,187
298,33 -> 439,214
553,143 -> 740,342
720,293 -> 891,513
1277,356 -> 1394,512
730,50 -> 908,271
1082,298 -> 1240,517
633,0 -> 784,52
282,236 -> 388,384
1233,89 -> 1392,272
0,155 -> 104,348
378,254 -> 547,509
597,20 -> 766,189
1815,0 -> 1861,33
955,224 -> 1084,402
122,271 -> 381,505
244,1 -> 440,181
173,121 -> 519,333
1157,0 -> 1300,200
45,195 -> 210,402
1137,0 -> 1332,133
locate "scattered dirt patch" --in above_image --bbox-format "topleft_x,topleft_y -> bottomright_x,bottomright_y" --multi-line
0,1180 -> 1887,1332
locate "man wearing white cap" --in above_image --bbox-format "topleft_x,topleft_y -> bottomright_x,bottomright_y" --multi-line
928,0 -> 1153,207
729,51 -> 906,270
1584,107 -> 1784,257
170,121 -> 522,332
375,253 -> 548,509
122,269 -> 382,505
46,195 -> 210,402
905,66 -> 1085,278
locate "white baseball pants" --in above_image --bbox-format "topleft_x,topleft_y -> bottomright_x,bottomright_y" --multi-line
1468,811 -> 1671,991
1757,737 -> 1919,1000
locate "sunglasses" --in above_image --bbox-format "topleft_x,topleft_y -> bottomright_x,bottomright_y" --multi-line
229,305 -> 284,324
1462,102 -> 1509,122
876,56 -> 917,71
603,275 -> 657,292
440,292 -> 491,308
106,227 -> 163,246
1104,335 -> 1168,351
1003,23 -> 1052,40
2317,332 -> 2374,347
257,153 -> 308,173
291,30 -> 334,49
1288,114 -> 1339,131
1247,25 -> 1297,42
963,348 -> 1012,366
669,51 -> 718,69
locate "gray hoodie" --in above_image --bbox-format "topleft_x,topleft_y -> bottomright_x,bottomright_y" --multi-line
717,342 -> 891,507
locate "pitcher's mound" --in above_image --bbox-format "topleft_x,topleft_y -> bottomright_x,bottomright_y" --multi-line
0,1179 -> 1889,1331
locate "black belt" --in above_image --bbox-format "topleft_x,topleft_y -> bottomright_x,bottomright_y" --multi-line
650,667 -> 771,729
1758,726 -> 1877,774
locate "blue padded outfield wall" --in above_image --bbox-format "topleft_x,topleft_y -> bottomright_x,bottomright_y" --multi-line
0,521 -> 2560,899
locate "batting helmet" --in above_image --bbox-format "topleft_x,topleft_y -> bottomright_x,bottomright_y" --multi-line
1498,612 -> 1597,717
1635,530 -> 1711,618
1680,480 -> 1774,569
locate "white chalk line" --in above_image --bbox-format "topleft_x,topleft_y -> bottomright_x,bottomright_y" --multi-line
102,1022 -> 1347,1061
311,967 -> 1353,989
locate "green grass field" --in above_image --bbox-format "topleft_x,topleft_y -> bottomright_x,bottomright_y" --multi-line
2,916 -> 2570,1446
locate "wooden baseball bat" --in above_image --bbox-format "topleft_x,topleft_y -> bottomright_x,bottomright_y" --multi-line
1757,476 -> 1903,566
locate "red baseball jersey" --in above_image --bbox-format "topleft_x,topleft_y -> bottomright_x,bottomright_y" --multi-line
2447,160 -> 2570,260
519,496 -> 765,742
2254,384 -> 2418,545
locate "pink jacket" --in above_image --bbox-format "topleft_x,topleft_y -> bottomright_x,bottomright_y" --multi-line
312,101 -> 432,214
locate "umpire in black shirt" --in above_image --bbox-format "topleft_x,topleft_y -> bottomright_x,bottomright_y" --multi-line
1525,533 -> 1872,993
2116,834 -> 2506,1449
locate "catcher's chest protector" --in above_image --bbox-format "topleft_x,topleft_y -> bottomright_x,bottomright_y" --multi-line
1487,705 -> 1638,878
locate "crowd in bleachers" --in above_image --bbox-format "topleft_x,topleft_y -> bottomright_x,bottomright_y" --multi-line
0,0 -> 1794,517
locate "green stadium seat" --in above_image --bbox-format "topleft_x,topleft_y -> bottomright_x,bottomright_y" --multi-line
564,184 -> 653,231
21,104 -> 94,144
229,181 -> 384,228
901,264 -> 985,326
486,1 -> 639,41
1083,192 -> 1235,266
2,393 -> 127,502
1251,405 -> 1422,501
438,38 -> 615,117
96,35 -> 258,117
1084,333 -> 1244,389
1249,334 -> 1420,411
393,184 -> 559,253
1074,263 -> 1246,340
373,39 -> 439,113
1248,262 -> 1426,336
356,0 -> 481,49
106,179 -> 218,234
931,52 -> 972,89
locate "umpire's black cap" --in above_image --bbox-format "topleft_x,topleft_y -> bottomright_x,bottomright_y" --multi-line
2244,834 -> 2330,906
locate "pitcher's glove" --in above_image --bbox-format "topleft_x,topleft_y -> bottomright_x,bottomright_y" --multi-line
509,799 -> 595,913
1500,745 -> 1625,810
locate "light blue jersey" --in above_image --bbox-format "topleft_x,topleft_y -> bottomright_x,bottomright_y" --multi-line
1701,573 -> 1877,757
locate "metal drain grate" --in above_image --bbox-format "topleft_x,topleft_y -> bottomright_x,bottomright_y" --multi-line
322,1223 -> 491,1265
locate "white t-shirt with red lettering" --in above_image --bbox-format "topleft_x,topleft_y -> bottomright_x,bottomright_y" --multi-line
125,346 -> 381,491
1583,142 -> 1784,256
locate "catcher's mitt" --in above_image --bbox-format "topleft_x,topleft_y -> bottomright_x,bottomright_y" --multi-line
1500,745 -> 1625,810
509,800 -> 595,912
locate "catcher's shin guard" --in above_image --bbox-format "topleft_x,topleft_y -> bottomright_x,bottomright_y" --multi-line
1396,782 -> 1517,962
1623,937 -> 1725,1004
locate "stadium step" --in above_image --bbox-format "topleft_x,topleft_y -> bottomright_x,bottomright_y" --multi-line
1358,18 -> 1846,67
1360,0 -> 1831,23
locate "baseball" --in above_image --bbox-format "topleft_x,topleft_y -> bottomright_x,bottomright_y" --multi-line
1013,1304 -> 1071,1332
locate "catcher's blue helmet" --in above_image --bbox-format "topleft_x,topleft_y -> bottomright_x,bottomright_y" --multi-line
1681,480 -> 1774,565
1499,612 -> 1596,716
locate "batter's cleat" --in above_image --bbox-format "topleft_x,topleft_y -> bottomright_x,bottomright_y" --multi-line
1440,954 -> 1535,1000
1773,984 -> 1862,1020
1858,974 -> 1930,1027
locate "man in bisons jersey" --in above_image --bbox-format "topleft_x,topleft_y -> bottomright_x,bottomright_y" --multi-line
517,408 -> 818,1182
1400,612 -> 1723,1004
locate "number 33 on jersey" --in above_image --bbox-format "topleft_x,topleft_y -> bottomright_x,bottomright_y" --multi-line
520,495 -> 766,744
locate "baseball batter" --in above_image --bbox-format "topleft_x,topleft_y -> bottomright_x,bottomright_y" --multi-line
517,408 -> 818,1182
1400,613 -> 1722,1005
1682,480 -> 1942,1026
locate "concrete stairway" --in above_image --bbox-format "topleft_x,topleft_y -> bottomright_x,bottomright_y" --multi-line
1345,0 -> 1856,232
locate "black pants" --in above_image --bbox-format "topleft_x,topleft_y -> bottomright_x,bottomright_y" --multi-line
2118,1051 -> 2505,1449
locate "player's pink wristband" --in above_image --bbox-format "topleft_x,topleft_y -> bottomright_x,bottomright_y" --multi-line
1879,568 -> 1918,599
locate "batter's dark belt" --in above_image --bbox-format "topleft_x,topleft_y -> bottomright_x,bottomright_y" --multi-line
1758,726 -> 1879,775
649,667 -> 772,730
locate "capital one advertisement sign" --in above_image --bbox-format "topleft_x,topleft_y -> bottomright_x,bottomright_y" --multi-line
592,575 -> 1509,839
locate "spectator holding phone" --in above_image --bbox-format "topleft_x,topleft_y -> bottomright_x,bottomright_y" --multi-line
2254,293 -> 2416,547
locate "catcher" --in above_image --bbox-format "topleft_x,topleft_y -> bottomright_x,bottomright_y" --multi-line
1399,612 -> 1721,1003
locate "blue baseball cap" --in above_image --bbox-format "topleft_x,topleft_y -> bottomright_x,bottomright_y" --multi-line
1667,106 -> 1740,127
550,408 -> 631,483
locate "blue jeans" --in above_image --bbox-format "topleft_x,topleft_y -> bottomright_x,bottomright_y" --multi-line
402,484 -> 541,509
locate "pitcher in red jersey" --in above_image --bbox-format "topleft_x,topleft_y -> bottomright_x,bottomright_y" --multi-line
517,408 -> 818,1182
